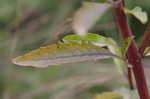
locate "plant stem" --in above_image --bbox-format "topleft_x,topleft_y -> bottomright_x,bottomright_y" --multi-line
139,22 -> 150,57
127,67 -> 134,90
113,0 -> 149,99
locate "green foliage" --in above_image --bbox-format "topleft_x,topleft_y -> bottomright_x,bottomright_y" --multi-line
12,41 -> 118,68
64,33 -> 128,74
63,33 -> 121,57
121,36 -> 134,56
123,6 -> 148,24
93,92 -> 123,99
63,33 -> 105,42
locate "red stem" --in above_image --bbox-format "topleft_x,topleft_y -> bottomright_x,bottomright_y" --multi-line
139,23 -> 150,57
127,67 -> 134,90
113,0 -> 149,99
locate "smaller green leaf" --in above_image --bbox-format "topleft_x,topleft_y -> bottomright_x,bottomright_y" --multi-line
121,36 -> 134,56
144,46 -> 150,56
63,33 -> 102,42
123,6 -> 148,24
63,33 -> 127,74
63,33 -> 114,48
94,92 -> 123,99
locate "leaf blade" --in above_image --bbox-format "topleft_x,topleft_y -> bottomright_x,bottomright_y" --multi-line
12,41 -> 119,68
94,92 -> 123,99
63,33 -> 127,74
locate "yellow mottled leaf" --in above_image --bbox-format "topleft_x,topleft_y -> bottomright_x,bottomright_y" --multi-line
12,41 -> 119,68
94,92 -> 123,99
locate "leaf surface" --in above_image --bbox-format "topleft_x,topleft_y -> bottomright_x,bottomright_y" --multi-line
63,33 -> 127,74
63,33 -> 102,42
94,92 -> 123,99
121,36 -> 134,56
124,6 -> 148,24
12,41 -> 118,68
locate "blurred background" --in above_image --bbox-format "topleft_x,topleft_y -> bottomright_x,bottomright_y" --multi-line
0,0 -> 150,99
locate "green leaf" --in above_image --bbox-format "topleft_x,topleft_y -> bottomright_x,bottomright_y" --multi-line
63,33 -> 127,74
123,6 -> 148,24
144,46 -> 150,56
95,38 -> 128,74
63,33 -> 102,42
121,36 -> 134,56
12,41 -> 119,68
63,33 -> 119,54
73,2 -> 111,35
94,92 -> 123,99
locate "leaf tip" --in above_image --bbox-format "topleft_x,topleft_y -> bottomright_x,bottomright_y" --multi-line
12,56 -> 25,66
